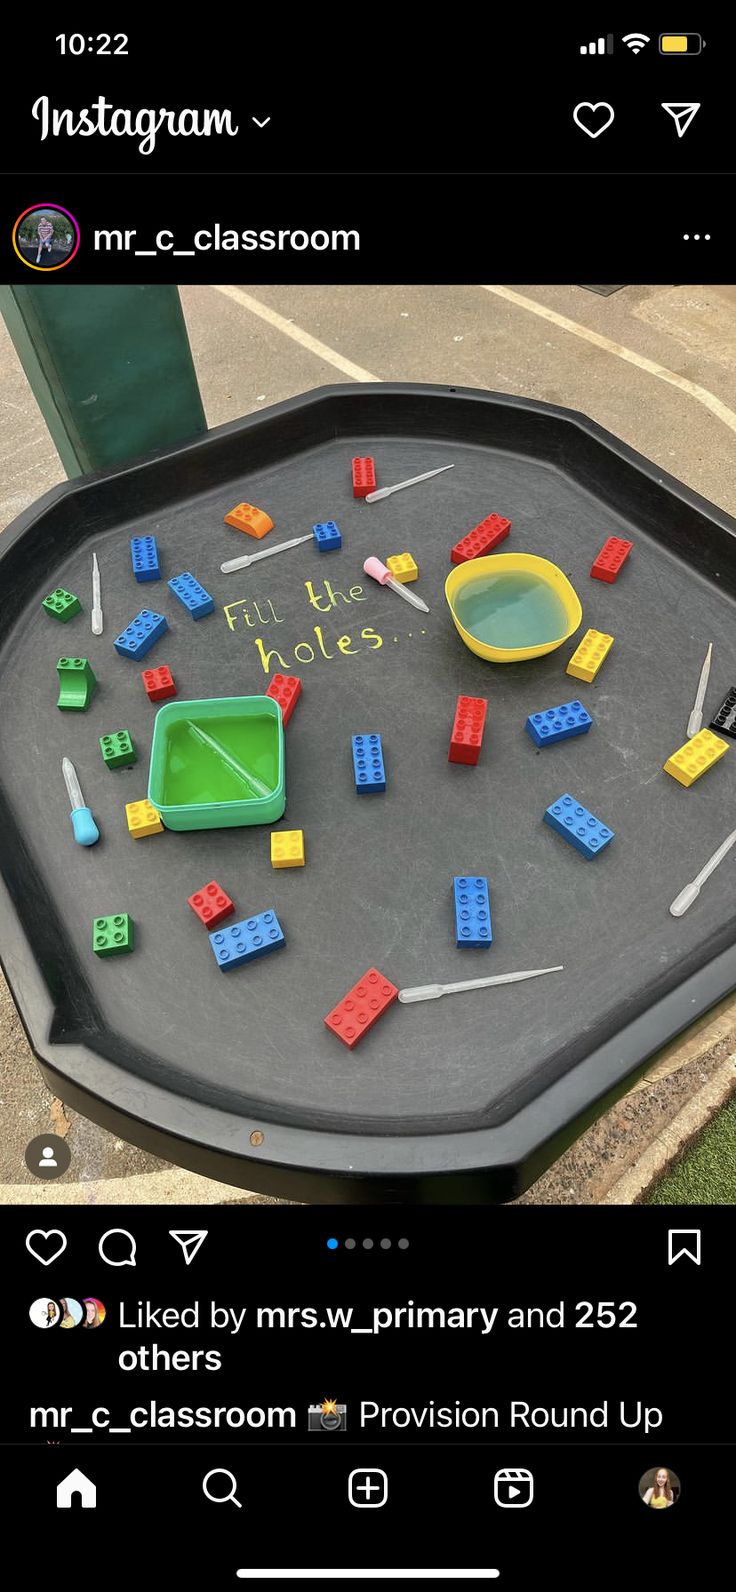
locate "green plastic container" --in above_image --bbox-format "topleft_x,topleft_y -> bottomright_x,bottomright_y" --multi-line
148,696 -> 285,831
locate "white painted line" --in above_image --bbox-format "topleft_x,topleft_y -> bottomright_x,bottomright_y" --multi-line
0,1167 -> 267,1204
236,1574 -> 500,1582
483,285 -> 736,435
210,286 -> 379,383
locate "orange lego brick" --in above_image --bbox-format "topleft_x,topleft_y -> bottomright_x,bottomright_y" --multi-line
224,502 -> 274,540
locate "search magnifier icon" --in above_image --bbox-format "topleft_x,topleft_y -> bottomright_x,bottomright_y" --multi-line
203,1468 -> 242,1508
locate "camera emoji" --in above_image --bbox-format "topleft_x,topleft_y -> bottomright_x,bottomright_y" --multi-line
307,1399 -> 347,1432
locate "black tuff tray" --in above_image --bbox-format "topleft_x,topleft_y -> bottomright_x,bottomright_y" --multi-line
1,383 -> 735,1202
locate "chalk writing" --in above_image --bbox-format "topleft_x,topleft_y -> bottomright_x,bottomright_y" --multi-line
254,626 -> 383,673
223,597 -> 284,632
223,578 -> 385,673
305,579 -> 367,611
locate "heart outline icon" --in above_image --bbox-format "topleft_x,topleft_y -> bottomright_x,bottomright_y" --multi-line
26,1229 -> 67,1266
573,102 -> 615,139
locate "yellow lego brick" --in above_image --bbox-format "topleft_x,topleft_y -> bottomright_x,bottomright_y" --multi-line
663,729 -> 728,788
386,552 -> 419,583
126,799 -> 164,838
270,829 -> 305,868
566,628 -> 614,683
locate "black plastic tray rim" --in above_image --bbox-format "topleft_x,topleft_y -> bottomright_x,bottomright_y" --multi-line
1,382 -> 735,1203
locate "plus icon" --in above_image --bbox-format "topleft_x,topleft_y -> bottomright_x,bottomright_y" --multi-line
348,1468 -> 388,1508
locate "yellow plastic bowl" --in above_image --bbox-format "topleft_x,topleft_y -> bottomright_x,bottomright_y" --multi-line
445,552 -> 582,664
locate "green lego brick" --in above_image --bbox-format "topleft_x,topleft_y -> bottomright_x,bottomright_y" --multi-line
92,914 -> 134,957
56,657 -> 97,711
99,730 -> 136,769
43,587 -> 81,622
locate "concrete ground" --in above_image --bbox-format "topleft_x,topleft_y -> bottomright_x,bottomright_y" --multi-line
1,282 -> 735,1205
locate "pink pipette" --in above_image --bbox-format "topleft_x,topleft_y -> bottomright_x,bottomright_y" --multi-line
363,557 -> 429,613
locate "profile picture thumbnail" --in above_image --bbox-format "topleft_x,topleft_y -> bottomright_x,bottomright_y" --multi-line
82,1297 -> 106,1328
639,1466 -> 681,1509
12,204 -> 80,272
59,1297 -> 84,1329
29,1297 -> 61,1329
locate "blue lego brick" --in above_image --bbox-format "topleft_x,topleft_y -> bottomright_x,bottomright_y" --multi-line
113,609 -> 168,660
130,535 -> 160,582
209,910 -> 285,970
544,794 -> 614,859
312,520 -> 342,552
453,876 -> 492,947
526,700 -> 593,748
352,733 -> 386,793
168,571 -> 215,619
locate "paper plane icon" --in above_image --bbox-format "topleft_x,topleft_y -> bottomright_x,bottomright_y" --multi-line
169,1229 -> 208,1265
662,102 -> 701,138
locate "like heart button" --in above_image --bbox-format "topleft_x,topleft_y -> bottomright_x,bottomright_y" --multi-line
573,102 -> 615,138
26,1229 -> 67,1266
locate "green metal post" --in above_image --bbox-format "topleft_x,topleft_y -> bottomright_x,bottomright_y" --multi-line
0,285 -> 207,478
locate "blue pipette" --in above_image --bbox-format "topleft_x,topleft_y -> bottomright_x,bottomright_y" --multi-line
62,757 -> 100,846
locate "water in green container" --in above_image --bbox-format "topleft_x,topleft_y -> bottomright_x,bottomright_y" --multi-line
455,569 -> 569,649
160,713 -> 280,806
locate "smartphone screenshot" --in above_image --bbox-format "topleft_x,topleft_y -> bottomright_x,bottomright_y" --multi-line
2,20 -> 734,1586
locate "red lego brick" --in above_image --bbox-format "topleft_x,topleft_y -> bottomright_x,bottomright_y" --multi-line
590,536 -> 633,583
450,514 -> 511,564
188,880 -> 234,929
352,456 -> 377,498
324,967 -> 399,1050
141,665 -> 177,702
265,673 -> 302,727
448,695 -> 488,765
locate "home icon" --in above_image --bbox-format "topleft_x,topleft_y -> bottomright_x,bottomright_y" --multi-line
57,1468 -> 96,1509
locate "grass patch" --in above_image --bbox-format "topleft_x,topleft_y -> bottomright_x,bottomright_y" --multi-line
645,1094 -> 736,1204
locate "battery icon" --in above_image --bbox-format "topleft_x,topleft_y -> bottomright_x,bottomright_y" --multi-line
659,33 -> 703,54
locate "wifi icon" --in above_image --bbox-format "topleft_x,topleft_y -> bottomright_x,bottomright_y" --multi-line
622,32 -> 650,54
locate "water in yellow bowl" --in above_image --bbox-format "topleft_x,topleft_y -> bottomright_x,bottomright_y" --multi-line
453,569 -> 570,650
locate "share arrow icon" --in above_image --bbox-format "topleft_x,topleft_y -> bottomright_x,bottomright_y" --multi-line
662,102 -> 701,137
169,1229 -> 208,1265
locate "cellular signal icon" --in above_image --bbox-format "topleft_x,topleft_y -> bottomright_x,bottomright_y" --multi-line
622,33 -> 650,54
580,34 -> 614,55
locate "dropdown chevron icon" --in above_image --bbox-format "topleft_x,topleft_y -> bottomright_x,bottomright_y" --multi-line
662,103 -> 700,137
252,117 -> 271,128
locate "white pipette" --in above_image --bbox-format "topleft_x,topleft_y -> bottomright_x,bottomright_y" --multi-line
687,641 -> 712,737
398,965 -> 564,1004
365,463 -> 454,503
669,827 -> 736,917
221,534 -> 313,574
363,557 -> 429,613
91,553 -> 103,635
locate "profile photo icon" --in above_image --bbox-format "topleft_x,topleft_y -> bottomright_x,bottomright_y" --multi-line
82,1297 -> 106,1328
12,204 -> 79,272
639,1466 -> 681,1509
29,1297 -> 61,1329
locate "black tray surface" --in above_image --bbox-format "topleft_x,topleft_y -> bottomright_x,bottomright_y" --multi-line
1,384 -> 734,1200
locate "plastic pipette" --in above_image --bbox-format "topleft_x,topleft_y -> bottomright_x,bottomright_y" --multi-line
398,965 -> 564,1004
687,641 -> 712,737
91,553 -> 103,635
364,463 -> 454,503
62,757 -> 100,846
363,557 -> 429,613
669,827 -> 736,917
186,722 -> 271,799
221,534 -> 312,574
